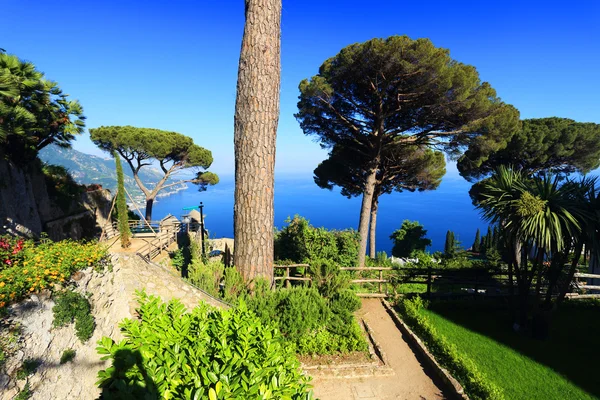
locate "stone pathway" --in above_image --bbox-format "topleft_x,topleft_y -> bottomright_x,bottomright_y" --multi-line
311,299 -> 447,400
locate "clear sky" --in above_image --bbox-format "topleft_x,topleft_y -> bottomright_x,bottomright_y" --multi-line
2,0 -> 599,178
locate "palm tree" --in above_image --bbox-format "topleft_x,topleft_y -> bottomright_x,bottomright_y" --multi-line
477,167 -> 581,330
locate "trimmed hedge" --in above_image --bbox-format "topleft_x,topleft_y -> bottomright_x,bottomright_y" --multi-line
396,297 -> 504,400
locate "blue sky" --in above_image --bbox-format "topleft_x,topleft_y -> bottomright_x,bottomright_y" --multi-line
2,0 -> 599,178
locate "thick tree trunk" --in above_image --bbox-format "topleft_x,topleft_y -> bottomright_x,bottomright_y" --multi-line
233,0 -> 281,285
358,167 -> 378,267
145,197 -> 154,222
369,195 -> 379,259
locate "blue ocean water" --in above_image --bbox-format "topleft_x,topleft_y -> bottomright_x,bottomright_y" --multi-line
151,174 -> 489,254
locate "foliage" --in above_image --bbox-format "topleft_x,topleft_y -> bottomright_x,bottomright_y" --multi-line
96,292 -> 313,399
52,290 -> 95,342
308,258 -> 351,298
187,259 -> 225,298
16,359 -> 40,380
423,299 -> 600,399
221,267 -> 247,304
246,287 -> 367,355
472,228 -> 481,253
459,118 -> 600,179
90,126 -> 218,219
396,297 -> 504,400
15,383 -> 32,400
274,215 -> 359,267
0,52 -> 85,163
41,162 -> 85,212
444,230 -> 456,258
113,151 -> 131,248
60,348 -> 76,364
0,238 -> 107,309
170,249 -> 185,271
390,220 -> 431,257
296,35 -> 520,267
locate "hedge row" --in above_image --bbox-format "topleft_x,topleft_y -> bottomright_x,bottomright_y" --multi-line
396,296 -> 504,400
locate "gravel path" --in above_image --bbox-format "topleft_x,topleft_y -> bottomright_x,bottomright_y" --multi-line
311,299 -> 447,400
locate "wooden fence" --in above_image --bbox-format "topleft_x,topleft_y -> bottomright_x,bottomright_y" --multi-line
135,229 -> 179,261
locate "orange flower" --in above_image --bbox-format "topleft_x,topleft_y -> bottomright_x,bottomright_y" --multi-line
60,278 -> 65,282
0,302 -> 5,308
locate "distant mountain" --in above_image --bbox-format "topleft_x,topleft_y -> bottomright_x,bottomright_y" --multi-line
39,145 -> 187,205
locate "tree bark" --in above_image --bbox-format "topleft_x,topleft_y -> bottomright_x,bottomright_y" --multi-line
369,194 -> 379,259
145,196 -> 155,222
358,166 -> 378,267
233,0 -> 281,285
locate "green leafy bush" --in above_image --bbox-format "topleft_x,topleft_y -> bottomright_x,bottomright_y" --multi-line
308,258 -> 350,298
187,259 -> 225,297
16,359 -> 40,380
275,215 -> 359,267
60,349 -> 76,364
247,287 -> 367,355
396,297 -> 504,400
96,291 -> 313,399
52,290 -> 95,342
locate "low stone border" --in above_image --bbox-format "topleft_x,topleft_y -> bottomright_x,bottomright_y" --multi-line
381,299 -> 469,400
301,318 -> 394,378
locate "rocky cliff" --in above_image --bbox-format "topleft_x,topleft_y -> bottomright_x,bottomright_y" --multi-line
0,156 -> 111,240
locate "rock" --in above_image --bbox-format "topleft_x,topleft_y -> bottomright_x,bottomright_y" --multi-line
72,271 -> 85,281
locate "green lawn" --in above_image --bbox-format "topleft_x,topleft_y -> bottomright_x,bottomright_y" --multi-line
422,300 -> 600,400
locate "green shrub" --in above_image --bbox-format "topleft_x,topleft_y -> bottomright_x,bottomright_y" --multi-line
15,383 -> 32,400
52,290 -> 95,342
308,258 -> 350,299
16,359 -> 40,380
274,215 -> 359,267
397,297 -> 504,400
221,267 -> 247,304
60,348 -> 76,364
96,291 -> 313,399
247,286 -> 367,355
170,248 -> 185,270
0,238 -> 107,310
187,259 -> 224,297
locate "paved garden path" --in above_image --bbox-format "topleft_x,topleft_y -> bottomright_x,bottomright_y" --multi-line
311,299 -> 447,400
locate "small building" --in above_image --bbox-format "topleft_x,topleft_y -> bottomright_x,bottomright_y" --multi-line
159,214 -> 180,233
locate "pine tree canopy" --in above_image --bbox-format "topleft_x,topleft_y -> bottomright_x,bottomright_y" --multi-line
458,117 -> 600,180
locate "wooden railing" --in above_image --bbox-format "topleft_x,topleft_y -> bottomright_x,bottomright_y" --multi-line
136,230 -> 179,261
569,272 -> 600,298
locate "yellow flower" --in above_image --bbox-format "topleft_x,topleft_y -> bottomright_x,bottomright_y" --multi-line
60,278 -> 65,282
44,269 -> 50,274
29,287 -> 34,292
0,282 -> 4,288
23,269 -> 28,274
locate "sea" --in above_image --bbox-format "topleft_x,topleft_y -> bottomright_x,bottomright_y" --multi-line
150,174 -> 489,254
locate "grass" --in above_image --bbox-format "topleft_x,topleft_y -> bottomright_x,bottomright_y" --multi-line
422,299 -> 600,400
60,349 -> 76,364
